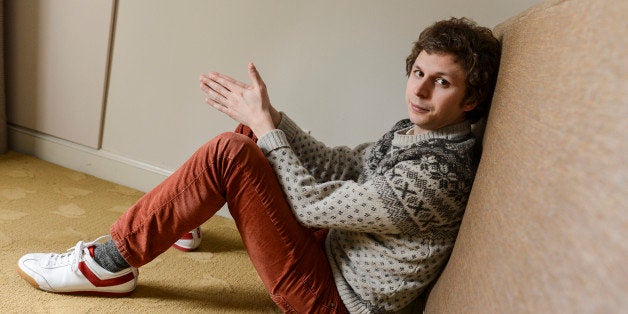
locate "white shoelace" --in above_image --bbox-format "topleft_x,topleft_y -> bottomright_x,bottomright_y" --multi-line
44,235 -> 111,271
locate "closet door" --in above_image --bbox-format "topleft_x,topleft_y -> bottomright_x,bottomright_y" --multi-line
5,0 -> 115,148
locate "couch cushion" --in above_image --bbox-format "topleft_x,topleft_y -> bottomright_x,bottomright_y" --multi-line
425,0 -> 627,312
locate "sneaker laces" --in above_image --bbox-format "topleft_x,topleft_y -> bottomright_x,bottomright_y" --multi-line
44,235 -> 111,271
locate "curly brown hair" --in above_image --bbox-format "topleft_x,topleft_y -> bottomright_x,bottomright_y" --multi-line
405,18 -> 501,123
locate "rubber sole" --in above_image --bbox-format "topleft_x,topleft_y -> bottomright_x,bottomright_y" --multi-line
16,266 -> 135,297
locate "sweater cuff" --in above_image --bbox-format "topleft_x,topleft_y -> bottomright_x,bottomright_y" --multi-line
276,112 -> 300,143
257,129 -> 290,155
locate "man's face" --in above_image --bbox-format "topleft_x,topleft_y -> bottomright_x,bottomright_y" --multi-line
406,51 -> 477,134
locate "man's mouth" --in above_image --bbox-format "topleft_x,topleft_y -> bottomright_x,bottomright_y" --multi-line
410,102 -> 429,113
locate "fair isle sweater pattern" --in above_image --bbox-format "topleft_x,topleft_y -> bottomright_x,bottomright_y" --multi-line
257,114 -> 479,313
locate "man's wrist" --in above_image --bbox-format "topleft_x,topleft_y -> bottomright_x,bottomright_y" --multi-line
270,108 -> 282,127
251,115 -> 276,138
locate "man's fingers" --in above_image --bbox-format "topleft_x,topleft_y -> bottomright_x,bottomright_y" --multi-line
199,81 -> 228,103
213,72 -> 248,89
200,75 -> 232,94
199,64 -> 261,95
205,96 -> 229,113
205,96 -> 243,124
202,72 -> 247,91
247,62 -> 265,89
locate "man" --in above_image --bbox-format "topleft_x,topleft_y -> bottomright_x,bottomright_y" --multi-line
17,17 -> 500,312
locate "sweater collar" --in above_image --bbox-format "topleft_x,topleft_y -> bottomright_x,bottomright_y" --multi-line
392,121 -> 472,147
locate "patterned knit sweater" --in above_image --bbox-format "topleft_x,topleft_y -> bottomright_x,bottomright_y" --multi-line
257,113 -> 479,313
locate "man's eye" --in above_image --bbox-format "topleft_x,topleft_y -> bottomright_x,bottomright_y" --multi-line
436,78 -> 450,86
414,70 -> 424,77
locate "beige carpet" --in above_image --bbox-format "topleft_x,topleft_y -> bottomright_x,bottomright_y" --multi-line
0,151 -> 279,313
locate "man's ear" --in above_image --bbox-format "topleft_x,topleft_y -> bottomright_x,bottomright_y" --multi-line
462,100 -> 478,112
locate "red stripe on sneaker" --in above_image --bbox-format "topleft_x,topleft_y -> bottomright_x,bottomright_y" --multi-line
79,262 -> 136,287
180,232 -> 194,240
172,243 -> 196,252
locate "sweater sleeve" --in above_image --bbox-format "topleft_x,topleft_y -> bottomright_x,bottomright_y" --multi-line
274,113 -> 372,183
257,129 -> 451,234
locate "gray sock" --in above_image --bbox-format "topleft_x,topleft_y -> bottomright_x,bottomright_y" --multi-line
93,239 -> 131,273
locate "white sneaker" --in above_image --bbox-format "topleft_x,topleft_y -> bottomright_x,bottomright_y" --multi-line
172,227 -> 202,252
17,236 -> 138,296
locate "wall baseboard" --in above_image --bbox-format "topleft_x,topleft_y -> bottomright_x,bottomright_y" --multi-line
7,125 -> 232,218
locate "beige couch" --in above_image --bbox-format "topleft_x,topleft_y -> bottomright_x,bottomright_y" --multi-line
423,0 -> 627,312
0,0 -> 7,154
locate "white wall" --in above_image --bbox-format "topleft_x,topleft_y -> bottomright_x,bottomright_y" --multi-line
102,0 -> 542,174
9,0 -> 542,203
5,0 -> 114,148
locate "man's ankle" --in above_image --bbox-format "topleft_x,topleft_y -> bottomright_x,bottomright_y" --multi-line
93,239 -> 131,272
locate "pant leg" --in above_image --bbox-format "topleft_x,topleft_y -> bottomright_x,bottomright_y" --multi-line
110,129 -> 347,313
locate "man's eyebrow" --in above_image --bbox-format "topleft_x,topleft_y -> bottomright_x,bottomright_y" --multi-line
434,71 -> 452,77
414,64 -> 453,77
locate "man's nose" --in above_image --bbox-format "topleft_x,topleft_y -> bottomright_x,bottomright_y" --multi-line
414,78 -> 431,98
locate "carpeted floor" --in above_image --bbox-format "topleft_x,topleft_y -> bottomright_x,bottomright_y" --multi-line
0,151 -> 279,313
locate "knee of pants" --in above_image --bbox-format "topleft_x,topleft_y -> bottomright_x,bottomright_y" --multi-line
206,132 -> 264,163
